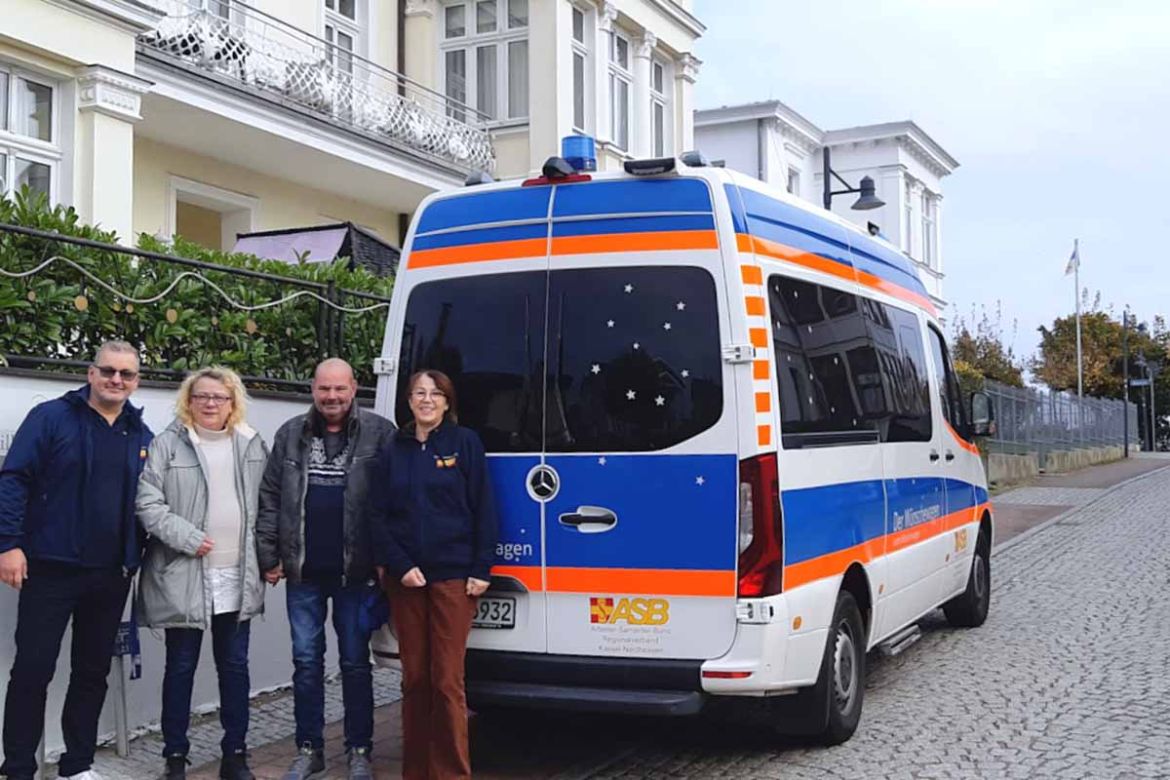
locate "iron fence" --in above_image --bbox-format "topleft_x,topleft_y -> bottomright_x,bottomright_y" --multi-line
982,379 -> 1139,465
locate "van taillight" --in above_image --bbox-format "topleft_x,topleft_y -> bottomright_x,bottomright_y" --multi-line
737,453 -> 782,598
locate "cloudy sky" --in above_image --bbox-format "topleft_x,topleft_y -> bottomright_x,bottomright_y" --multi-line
693,0 -> 1170,370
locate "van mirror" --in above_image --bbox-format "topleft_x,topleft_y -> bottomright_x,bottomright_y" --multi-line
969,391 -> 995,437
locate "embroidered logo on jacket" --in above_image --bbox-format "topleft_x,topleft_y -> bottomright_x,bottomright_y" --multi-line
434,452 -> 459,469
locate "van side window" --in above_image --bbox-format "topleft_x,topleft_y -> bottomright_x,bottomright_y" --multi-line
768,275 -> 932,446
927,326 -> 968,437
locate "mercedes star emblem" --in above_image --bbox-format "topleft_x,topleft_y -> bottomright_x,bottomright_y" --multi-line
526,464 -> 560,502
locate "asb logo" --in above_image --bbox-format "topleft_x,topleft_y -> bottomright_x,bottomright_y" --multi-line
589,597 -> 670,626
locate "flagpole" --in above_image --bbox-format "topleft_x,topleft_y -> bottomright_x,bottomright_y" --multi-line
1074,238 -> 1083,397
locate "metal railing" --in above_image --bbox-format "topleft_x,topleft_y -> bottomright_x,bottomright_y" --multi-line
982,379 -> 1140,466
139,0 -> 495,172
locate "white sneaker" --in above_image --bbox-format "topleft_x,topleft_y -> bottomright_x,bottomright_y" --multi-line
61,771 -> 106,780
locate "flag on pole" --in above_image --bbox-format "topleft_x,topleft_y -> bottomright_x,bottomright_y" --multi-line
1064,240 -> 1080,276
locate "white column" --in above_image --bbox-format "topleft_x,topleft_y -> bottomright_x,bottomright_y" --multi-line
631,31 -> 656,159
403,0 -> 437,90
934,194 -> 944,277
674,52 -> 700,154
595,1 -> 618,146
75,65 -> 152,244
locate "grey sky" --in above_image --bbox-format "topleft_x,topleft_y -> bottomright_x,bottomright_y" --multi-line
693,0 -> 1170,367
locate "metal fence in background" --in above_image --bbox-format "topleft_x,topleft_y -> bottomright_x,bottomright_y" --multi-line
982,379 -> 1140,467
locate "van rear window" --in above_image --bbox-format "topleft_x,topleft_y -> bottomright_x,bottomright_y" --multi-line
399,266 -> 722,453
769,275 -> 932,446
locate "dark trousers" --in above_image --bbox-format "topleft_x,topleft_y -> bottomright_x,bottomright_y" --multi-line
389,579 -> 478,780
286,578 -> 376,751
0,562 -> 130,779
162,612 -> 251,758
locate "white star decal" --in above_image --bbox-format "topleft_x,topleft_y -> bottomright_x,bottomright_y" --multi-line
591,364 -> 601,375
655,395 -> 665,406
598,456 -> 607,465
633,342 -> 640,350
681,369 -> 690,378
624,284 -> 634,293
626,389 -> 637,400
606,319 -> 615,328
695,476 -> 705,486
676,301 -> 686,311
663,322 -> 672,331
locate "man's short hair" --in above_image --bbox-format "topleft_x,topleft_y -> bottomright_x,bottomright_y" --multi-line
93,340 -> 140,366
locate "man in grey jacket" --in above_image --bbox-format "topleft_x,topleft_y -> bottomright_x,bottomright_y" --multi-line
257,359 -> 395,780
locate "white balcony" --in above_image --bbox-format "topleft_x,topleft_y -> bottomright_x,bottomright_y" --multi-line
138,0 -> 494,174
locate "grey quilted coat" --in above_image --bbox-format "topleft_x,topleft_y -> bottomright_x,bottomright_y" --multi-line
135,418 -> 269,629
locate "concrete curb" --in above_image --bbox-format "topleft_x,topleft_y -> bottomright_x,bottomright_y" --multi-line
993,462 -> 1170,557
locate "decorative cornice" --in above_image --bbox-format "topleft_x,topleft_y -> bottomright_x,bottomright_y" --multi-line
404,0 -> 436,19
634,31 -> 658,59
695,100 -> 822,152
675,52 -> 700,84
824,121 -> 959,177
77,64 -> 153,122
43,0 -> 163,34
647,0 -> 706,37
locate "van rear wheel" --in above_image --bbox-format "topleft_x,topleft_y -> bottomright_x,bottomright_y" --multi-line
943,527 -> 991,628
769,589 -> 865,745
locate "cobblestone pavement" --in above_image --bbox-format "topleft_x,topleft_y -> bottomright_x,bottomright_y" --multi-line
992,485 -> 1105,506
575,465 -> 1170,779
92,669 -> 403,780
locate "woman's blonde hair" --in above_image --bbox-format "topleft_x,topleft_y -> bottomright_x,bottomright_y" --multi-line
176,366 -> 249,431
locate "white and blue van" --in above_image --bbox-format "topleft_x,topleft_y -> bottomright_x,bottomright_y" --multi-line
372,139 -> 995,744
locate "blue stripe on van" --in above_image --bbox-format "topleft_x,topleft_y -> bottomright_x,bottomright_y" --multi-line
552,179 -> 713,217
416,188 -> 552,234
551,214 -> 716,237
848,238 -> 932,301
411,222 -> 548,251
736,187 -> 855,270
724,184 -> 748,234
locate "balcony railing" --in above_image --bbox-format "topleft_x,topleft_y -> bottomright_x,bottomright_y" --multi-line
139,0 -> 495,173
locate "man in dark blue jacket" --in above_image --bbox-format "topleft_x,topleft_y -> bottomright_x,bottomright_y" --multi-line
0,341 -> 153,780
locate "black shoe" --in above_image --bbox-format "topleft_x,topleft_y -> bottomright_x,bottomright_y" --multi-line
163,755 -> 188,780
281,745 -> 326,780
219,751 -> 254,780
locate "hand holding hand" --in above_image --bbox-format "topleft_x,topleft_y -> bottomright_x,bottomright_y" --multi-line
401,567 -> 427,588
264,564 -> 284,585
466,577 -> 490,597
0,549 -> 28,590
194,537 -> 215,558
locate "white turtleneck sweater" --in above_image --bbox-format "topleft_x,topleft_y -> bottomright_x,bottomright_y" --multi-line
194,425 -> 243,615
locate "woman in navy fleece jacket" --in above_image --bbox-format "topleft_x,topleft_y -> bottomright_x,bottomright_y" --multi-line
370,369 -> 497,780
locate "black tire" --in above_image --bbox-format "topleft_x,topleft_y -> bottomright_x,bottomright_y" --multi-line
943,527 -> 991,628
770,589 -> 866,745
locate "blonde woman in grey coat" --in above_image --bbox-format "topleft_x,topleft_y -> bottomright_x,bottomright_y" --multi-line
136,367 -> 268,780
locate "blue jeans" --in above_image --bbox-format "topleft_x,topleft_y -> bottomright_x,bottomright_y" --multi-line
287,578 -> 375,751
162,613 -> 251,757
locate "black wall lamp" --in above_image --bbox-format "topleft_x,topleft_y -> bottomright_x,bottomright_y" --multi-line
822,147 -> 884,211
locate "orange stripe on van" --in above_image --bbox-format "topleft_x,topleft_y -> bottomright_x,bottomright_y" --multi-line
755,392 -> 771,413
490,565 -> 543,592
757,425 -> 772,447
546,567 -> 736,596
740,265 -> 763,285
551,230 -> 718,256
749,328 -> 768,348
946,422 -> 981,456
745,295 -> 766,315
753,360 -> 770,380
408,238 -> 547,268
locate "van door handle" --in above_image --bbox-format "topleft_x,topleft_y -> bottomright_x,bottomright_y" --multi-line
929,450 -> 940,462
944,451 -> 955,462
559,506 -> 618,534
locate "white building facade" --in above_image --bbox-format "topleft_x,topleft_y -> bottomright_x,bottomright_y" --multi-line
695,101 -> 958,310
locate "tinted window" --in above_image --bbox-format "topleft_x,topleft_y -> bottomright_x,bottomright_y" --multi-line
546,266 -> 722,452
769,275 -> 931,446
928,326 -> 967,436
399,272 -> 546,452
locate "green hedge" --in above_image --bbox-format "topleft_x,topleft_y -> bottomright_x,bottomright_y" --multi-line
0,190 -> 393,387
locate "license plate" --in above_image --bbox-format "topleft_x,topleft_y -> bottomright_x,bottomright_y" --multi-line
472,596 -> 516,629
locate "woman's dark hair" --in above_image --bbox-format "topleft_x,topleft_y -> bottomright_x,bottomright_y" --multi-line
407,369 -> 458,424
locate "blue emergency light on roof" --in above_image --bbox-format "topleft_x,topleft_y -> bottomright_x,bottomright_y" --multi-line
561,134 -> 597,172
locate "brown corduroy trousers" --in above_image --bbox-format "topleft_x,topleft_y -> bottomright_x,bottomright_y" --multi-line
389,579 -> 478,780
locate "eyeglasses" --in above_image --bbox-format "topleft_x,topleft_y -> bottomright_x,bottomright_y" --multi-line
191,393 -> 232,406
411,389 -> 447,401
93,365 -> 139,382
